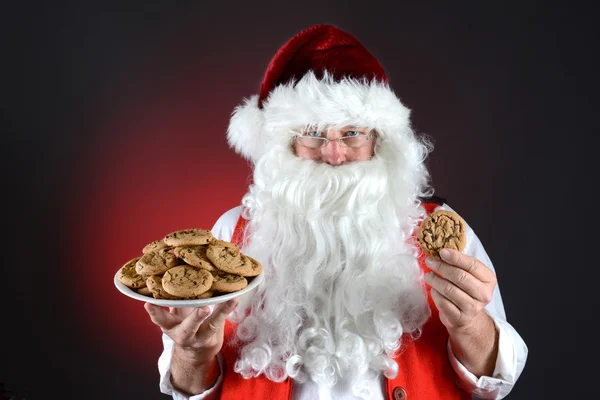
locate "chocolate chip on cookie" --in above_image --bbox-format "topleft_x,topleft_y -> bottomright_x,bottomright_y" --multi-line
417,210 -> 467,260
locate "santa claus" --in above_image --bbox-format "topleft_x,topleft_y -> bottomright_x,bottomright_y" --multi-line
145,24 -> 527,400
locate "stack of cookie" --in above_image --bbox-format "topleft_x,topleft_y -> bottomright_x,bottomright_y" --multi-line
117,228 -> 262,300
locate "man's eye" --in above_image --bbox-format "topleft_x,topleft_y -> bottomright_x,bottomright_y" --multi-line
345,131 -> 361,137
307,131 -> 323,137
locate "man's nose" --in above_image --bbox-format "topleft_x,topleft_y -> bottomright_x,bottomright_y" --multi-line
321,139 -> 346,165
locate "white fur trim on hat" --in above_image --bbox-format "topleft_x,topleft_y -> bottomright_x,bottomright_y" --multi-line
226,71 -> 413,163
226,95 -> 266,162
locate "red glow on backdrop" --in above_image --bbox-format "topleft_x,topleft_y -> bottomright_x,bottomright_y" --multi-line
67,71 -> 252,369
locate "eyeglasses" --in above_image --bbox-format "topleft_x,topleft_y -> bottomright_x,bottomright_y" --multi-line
294,131 -> 374,149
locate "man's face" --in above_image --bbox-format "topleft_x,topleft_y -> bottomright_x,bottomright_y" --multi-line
292,126 -> 376,165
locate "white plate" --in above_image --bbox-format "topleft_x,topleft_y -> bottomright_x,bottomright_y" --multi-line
114,270 -> 263,308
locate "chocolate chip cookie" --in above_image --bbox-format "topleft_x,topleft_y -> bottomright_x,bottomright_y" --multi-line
162,265 -> 213,298
238,254 -> 263,277
146,275 -> 180,300
117,257 -> 146,289
175,245 -> 217,271
136,247 -> 179,276
194,290 -> 214,299
210,271 -> 248,292
136,286 -> 152,296
142,239 -> 169,255
417,210 -> 467,260
205,240 -> 249,274
164,228 -> 214,247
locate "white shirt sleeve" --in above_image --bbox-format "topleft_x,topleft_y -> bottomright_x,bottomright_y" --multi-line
156,206 -> 243,399
158,334 -> 225,400
438,204 -> 528,399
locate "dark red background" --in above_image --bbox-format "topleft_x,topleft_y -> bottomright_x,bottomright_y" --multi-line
2,1 -> 596,399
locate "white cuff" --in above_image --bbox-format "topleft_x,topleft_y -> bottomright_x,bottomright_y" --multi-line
158,334 -> 225,400
447,315 -> 519,399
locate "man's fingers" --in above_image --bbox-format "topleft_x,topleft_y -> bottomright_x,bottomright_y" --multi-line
169,307 -> 195,319
424,272 -> 478,315
426,257 -> 489,302
176,306 -> 211,338
205,299 -> 239,333
439,249 -> 495,283
144,303 -> 181,330
430,287 -> 465,326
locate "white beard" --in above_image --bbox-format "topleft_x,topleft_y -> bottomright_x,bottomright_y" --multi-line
230,141 -> 433,398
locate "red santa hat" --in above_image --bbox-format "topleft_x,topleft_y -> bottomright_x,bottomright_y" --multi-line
227,24 -> 412,162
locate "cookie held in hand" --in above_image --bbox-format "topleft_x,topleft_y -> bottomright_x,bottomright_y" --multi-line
417,210 -> 467,260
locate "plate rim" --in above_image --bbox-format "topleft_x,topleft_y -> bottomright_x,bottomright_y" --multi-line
114,270 -> 263,308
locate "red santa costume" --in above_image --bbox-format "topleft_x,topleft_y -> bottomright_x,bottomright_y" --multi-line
157,24 -> 528,400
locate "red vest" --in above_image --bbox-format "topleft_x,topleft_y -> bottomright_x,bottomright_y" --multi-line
218,202 -> 470,400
